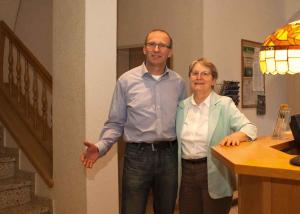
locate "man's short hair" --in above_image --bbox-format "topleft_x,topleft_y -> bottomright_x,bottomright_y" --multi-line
144,29 -> 173,49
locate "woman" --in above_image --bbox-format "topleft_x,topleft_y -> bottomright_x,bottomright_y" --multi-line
176,58 -> 257,214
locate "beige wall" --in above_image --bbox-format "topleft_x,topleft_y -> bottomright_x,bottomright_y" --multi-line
0,0 -> 54,199
1,1 -> 52,76
0,0 -> 52,75
288,75 -> 300,115
53,0 -> 118,213
53,0 -> 86,213
118,0 -> 203,85
286,8 -> 300,115
0,0 -> 20,28
118,0 -> 291,136
284,0 -> 300,22
203,0 -> 288,136
2,129 -> 51,198
1,0 -> 300,213
85,0 -> 118,213
15,0 -> 52,73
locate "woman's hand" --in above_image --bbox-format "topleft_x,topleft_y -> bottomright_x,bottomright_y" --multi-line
220,132 -> 249,146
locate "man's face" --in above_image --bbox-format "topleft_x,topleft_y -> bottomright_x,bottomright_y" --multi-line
143,31 -> 172,67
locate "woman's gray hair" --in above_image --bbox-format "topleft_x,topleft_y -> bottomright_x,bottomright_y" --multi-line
188,58 -> 218,80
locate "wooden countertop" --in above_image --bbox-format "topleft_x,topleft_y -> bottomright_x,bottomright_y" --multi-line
212,132 -> 300,180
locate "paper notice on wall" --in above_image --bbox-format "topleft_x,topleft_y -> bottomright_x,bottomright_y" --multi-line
243,78 -> 256,106
252,47 -> 264,91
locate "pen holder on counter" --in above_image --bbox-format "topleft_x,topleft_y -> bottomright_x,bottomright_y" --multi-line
272,104 -> 290,139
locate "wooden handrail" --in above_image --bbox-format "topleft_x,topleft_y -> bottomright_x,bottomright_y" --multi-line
0,21 -> 52,89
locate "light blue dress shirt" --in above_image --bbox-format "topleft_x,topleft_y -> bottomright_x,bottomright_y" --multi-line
97,63 -> 187,156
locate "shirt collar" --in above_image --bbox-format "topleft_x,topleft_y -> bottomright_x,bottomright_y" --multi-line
191,92 -> 212,108
142,62 -> 169,79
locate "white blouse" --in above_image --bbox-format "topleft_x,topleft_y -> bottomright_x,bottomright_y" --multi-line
181,93 -> 211,159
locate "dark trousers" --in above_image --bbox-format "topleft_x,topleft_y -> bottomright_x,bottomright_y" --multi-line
122,142 -> 178,214
179,159 -> 232,214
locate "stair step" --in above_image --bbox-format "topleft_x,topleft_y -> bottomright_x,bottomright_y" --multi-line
0,155 -> 16,179
0,198 -> 50,214
0,178 -> 32,209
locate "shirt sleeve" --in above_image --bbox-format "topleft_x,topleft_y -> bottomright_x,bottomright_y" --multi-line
228,99 -> 257,141
96,80 -> 127,156
179,79 -> 187,101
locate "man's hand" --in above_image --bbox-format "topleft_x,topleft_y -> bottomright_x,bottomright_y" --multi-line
80,142 -> 100,168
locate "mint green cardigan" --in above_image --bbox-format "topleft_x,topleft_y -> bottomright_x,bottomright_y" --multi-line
176,91 -> 257,199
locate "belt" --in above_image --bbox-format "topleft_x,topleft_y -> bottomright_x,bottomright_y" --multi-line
182,157 -> 207,164
128,140 -> 177,151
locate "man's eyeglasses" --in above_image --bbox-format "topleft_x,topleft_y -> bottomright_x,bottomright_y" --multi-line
145,42 -> 171,50
190,71 -> 211,78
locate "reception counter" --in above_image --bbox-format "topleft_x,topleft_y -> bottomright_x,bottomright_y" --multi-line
212,133 -> 300,214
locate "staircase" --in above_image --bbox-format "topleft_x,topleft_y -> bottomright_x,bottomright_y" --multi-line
0,20 -> 53,188
0,126 -> 52,214
0,125 -> 52,213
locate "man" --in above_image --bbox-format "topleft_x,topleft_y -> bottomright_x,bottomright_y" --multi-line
81,29 -> 186,214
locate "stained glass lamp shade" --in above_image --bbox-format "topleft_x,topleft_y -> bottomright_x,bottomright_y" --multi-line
259,20 -> 300,75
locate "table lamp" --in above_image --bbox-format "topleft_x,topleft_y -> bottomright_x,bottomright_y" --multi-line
259,20 -> 300,75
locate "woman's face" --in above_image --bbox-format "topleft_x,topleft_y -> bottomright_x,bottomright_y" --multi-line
189,62 -> 216,93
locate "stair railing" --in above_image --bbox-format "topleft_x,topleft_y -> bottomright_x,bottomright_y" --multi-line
0,20 -> 53,187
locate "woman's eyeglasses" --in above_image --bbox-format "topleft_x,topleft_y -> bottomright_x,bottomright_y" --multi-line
190,71 -> 211,78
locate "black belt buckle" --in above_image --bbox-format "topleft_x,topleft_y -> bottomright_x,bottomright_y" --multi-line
150,140 -> 175,151
151,143 -> 156,152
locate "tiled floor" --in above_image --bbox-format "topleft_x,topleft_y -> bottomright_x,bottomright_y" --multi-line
146,204 -> 238,214
145,192 -> 238,214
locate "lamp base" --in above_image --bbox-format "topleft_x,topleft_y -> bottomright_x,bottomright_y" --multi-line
290,156 -> 300,166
